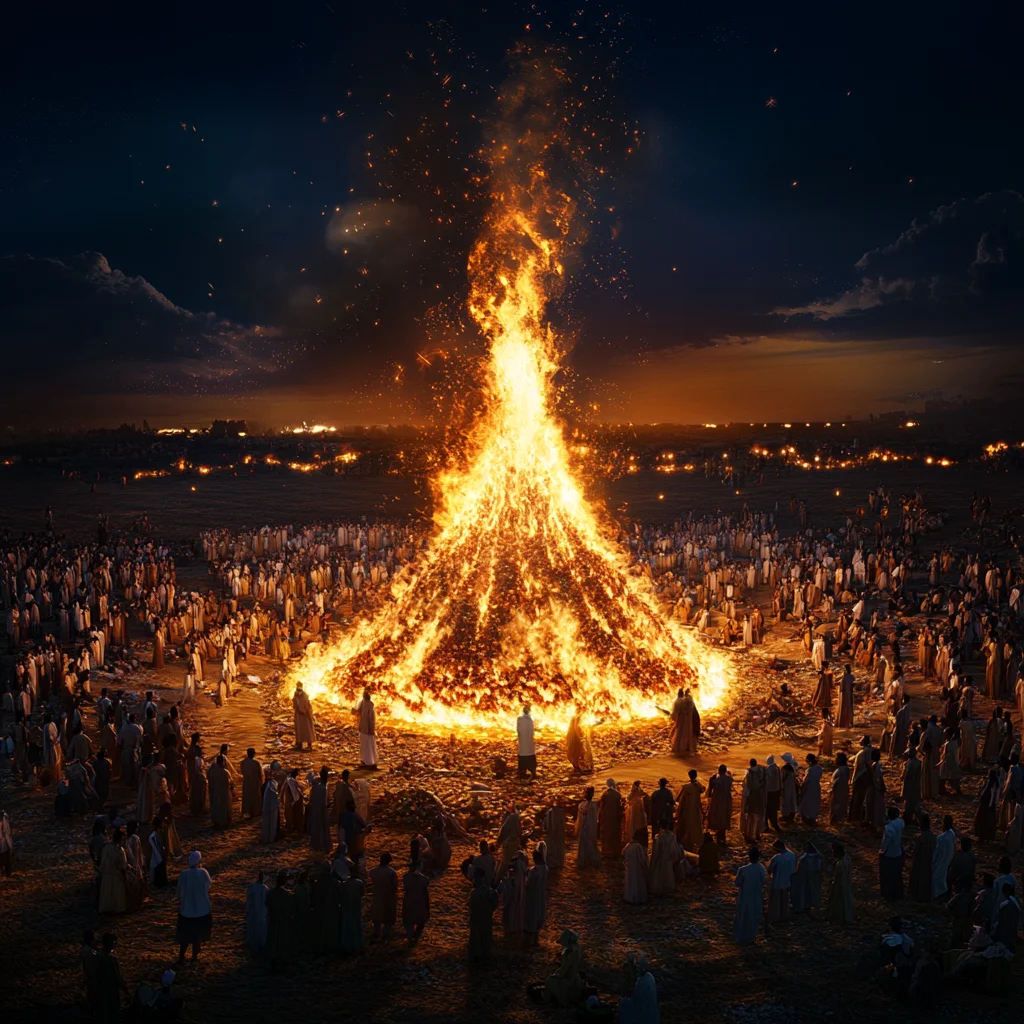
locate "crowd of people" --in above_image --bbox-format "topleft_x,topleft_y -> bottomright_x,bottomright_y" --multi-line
4,482 -> 1024,1019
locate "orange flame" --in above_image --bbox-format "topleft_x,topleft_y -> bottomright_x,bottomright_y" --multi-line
292,54 -> 730,733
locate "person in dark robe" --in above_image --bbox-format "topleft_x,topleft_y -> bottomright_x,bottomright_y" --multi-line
93,749 -> 111,806
698,832 -> 720,874
973,769 -> 1001,841
892,696 -> 912,757
598,780 -> 623,859
369,852 -> 399,940
908,813 -> 936,902
307,766 -> 331,853
291,869 -> 315,954
879,807 -> 905,900
239,748 -> 263,818
282,769 -> 305,833
340,874 -> 365,953
468,867 -> 499,964
207,755 -> 233,829
948,836 -> 976,892
310,858 -> 342,954
265,870 -> 295,968
707,765 -> 734,844
994,884 -> 1020,951
650,778 -> 675,834
900,746 -> 922,824
848,736 -> 875,823
94,933 -> 128,1022
402,861 -> 430,943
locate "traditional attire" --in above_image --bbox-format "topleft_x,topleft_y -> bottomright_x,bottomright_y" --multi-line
733,861 -> 766,944
824,853 -> 854,924
261,779 -> 280,844
598,782 -> 623,859
623,839 -> 649,904
575,798 -> 600,868
357,696 -> 377,767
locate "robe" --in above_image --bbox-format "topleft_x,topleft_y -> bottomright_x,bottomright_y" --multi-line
799,764 -> 822,820
340,877 -> 365,952
676,781 -> 705,850
669,695 -> 699,755
545,941 -> 585,1008
261,779 -> 281,844
575,800 -> 600,868
246,881 -> 269,954
908,829 -> 936,902
599,788 -> 623,858
293,689 -> 315,746
543,807 -> 565,869
524,862 -> 548,934
207,763 -> 233,829
619,971 -> 659,1024
307,780 -> 331,852
707,774 -> 733,835
97,842 -> 129,914
468,883 -> 499,962
900,757 -> 922,818
402,869 -> 430,935
265,885 -> 295,965
733,862 -> 766,944
648,830 -> 680,896
369,864 -> 398,929
791,851 -> 823,912
623,841 -> 649,904
824,854 -> 854,924
240,757 -> 263,817
357,698 -> 377,766
932,828 -> 955,898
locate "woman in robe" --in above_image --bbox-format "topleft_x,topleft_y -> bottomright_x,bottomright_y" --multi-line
307,768 -> 331,852
246,871 -> 269,956
401,862 -> 430,944
624,782 -> 649,849
598,781 -> 623,859
939,728 -> 964,795
575,787 -> 601,868
97,828 -> 129,914
623,830 -> 649,904
523,847 -> 548,945
817,712 -> 834,757
261,778 -> 281,844
798,754 -> 822,825
733,847 -> 766,944
648,822 -> 680,896
959,711 -> 977,770
124,820 -> 146,909
565,711 -> 594,773
824,842 -> 854,924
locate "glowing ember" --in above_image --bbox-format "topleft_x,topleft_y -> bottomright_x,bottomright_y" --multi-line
292,55 -> 731,734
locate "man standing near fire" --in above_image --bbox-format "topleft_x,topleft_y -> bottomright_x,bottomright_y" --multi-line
517,704 -> 537,778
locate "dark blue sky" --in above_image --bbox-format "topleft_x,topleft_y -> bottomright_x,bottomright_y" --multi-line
3,0 -> 1021,425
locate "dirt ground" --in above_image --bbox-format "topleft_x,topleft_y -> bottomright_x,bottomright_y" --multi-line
2,465 -> 1023,1023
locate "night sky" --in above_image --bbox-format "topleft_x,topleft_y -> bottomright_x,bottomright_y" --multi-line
3,1 -> 1022,427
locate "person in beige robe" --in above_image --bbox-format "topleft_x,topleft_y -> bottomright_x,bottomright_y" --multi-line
669,688 -> 699,755
565,712 -> 594,773
97,832 -> 129,914
675,771 -> 705,851
293,683 -> 315,751
357,690 -> 377,768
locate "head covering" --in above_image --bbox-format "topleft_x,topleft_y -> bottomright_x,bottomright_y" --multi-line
606,779 -> 617,789
766,755 -> 775,766
558,929 -> 579,947
188,850 -> 201,868
781,752 -> 795,765
637,955 -> 650,973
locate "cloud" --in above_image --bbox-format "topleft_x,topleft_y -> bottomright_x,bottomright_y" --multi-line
770,190 -> 1024,336
0,252 -> 291,393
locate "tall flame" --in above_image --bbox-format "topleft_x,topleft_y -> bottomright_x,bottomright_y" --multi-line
292,54 -> 730,733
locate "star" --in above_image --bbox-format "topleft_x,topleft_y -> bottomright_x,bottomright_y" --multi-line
765,97 -> 777,109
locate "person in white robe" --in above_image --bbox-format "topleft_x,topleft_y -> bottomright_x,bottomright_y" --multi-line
357,690 -> 377,768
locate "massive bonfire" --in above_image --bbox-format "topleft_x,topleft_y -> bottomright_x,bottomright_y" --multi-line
292,56 -> 731,733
